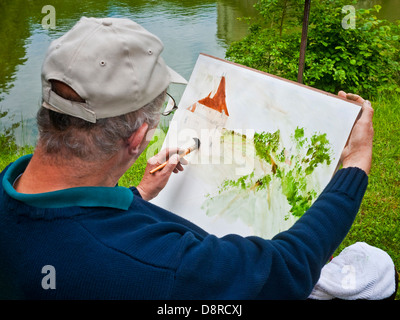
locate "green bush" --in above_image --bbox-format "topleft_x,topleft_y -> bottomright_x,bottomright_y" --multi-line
226,0 -> 400,99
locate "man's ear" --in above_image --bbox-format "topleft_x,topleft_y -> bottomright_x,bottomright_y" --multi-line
126,122 -> 149,155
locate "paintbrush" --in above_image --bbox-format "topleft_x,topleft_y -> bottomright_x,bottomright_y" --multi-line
149,138 -> 201,174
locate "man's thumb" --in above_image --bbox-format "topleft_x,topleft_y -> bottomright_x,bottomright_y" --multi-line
164,154 -> 180,172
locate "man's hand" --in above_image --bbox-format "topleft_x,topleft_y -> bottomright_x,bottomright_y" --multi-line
338,91 -> 374,175
137,148 -> 187,201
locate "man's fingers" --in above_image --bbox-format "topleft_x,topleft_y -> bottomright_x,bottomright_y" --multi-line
338,91 -> 364,104
347,93 -> 364,104
179,157 -> 188,166
165,154 -> 181,173
175,162 -> 185,172
156,148 -> 180,162
362,100 -> 374,118
359,100 -> 374,129
147,155 -> 159,166
148,147 -> 189,172
148,148 -> 180,165
338,90 -> 347,99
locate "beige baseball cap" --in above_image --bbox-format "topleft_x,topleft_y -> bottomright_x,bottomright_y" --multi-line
41,17 -> 187,123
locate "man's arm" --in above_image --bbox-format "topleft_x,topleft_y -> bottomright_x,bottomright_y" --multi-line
169,166 -> 368,299
170,92 -> 373,299
338,91 -> 374,174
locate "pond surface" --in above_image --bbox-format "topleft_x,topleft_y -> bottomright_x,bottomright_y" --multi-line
0,0 -> 397,145
358,0 -> 400,22
0,0 -> 259,144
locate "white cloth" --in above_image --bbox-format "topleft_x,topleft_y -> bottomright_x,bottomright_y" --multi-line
309,242 -> 396,300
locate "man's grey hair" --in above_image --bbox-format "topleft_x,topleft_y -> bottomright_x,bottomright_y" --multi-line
37,90 -> 166,162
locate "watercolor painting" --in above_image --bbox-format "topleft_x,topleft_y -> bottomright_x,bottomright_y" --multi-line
152,54 -> 361,239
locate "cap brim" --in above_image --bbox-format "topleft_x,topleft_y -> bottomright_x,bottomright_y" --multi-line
167,66 -> 188,85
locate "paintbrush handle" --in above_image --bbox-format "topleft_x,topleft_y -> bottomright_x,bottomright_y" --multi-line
149,162 -> 168,174
149,149 -> 190,174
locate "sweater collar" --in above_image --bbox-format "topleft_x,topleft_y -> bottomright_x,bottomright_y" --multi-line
2,154 -> 134,210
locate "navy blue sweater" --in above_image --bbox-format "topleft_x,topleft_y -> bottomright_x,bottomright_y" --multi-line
0,155 -> 368,299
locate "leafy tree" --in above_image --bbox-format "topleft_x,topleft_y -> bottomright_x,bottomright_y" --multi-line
226,0 -> 400,99
254,0 -> 304,36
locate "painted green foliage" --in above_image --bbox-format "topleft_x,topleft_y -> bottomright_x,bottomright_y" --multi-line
208,127 -> 332,219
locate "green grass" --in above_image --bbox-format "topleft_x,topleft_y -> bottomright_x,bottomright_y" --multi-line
0,121 -> 34,171
118,128 -> 166,187
1,93 -> 399,299
335,93 -> 400,299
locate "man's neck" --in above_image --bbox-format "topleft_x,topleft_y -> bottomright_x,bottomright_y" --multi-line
14,147 -> 127,194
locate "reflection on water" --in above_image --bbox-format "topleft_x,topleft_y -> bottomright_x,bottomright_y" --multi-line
0,0 -> 397,145
357,0 -> 400,22
0,0 -> 258,145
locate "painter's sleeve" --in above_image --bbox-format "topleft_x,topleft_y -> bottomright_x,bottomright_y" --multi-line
170,167 -> 368,299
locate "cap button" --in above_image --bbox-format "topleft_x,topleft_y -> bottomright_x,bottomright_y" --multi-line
102,20 -> 112,26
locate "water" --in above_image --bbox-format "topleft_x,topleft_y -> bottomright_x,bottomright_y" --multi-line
0,0 -> 258,145
357,0 -> 400,22
0,0 -> 398,145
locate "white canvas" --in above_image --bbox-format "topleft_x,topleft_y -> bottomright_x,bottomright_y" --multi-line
151,54 -> 361,239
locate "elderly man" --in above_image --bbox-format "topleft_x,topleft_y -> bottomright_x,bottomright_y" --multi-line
0,17 -> 374,299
